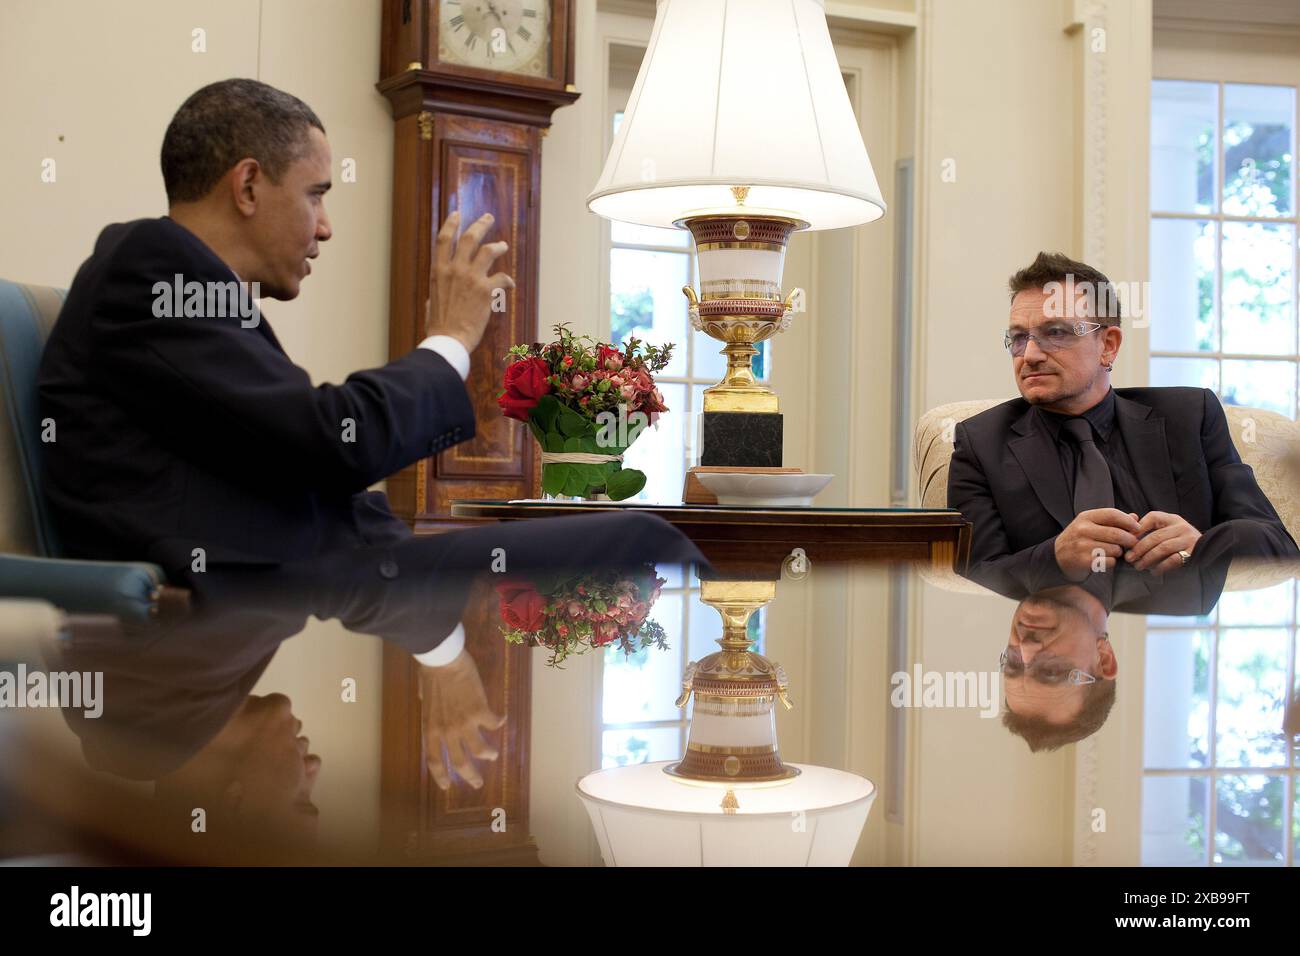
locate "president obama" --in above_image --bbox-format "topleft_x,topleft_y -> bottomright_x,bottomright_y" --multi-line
38,78 -> 699,579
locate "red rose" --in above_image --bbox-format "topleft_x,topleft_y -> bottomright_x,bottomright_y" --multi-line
496,582 -> 545,632
498,357 -> 551,421
498,392 -> 537,422
598,345 -> 624,371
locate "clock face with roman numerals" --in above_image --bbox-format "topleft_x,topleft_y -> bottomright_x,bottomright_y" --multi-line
438,0 -> 551,78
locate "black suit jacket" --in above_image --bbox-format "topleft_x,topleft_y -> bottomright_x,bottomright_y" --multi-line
947,386 -> 1298,593
38,218 -> 476,573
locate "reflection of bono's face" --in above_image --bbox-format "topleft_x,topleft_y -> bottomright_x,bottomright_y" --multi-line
1003,586 -> 1118,731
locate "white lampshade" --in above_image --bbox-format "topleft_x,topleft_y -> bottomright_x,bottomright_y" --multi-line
577,761 -> 876,866
587,0 -> 885,230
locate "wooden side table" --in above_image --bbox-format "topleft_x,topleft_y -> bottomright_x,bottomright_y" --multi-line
448,501 -> 971,577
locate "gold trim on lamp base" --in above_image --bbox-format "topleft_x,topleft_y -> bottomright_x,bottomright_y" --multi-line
664,751 -> 800,784
702,341 -> 779,413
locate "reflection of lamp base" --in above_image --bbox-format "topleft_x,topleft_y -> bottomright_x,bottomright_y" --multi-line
670,580 -> 797,784
700,410 -> 783,467
663,753 -> 799,784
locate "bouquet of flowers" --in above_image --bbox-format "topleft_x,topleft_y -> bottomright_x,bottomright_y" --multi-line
496,566 -> 669,667
497,324 -> 673,500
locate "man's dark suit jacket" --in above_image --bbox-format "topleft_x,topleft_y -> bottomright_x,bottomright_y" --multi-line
947,386 -> 1298,594
38,217 -> 475,573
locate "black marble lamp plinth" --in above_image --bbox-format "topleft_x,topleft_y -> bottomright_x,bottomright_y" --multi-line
700,411 -> 783,468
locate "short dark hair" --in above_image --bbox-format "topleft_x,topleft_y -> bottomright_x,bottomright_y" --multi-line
1001,679 -> 1117,753
1008,251 -> 1122,326
161,79 -> 325,204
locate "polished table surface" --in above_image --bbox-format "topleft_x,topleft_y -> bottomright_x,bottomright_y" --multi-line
449,499 -> 972,575
3,544 -> 1297,867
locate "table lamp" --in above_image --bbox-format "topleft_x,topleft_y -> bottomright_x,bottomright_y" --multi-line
587,0 -> 886,471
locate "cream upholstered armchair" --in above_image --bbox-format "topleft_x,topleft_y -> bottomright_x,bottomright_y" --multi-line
913,397 -> 1300,593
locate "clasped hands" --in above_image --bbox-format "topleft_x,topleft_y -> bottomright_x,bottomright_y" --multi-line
1054,508 -> 1202,579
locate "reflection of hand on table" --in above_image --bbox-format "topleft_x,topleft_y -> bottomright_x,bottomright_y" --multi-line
417,643 -> 506,791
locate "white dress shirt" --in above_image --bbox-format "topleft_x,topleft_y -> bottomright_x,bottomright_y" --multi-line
413,622 -> 466,667
418,335 -> 471,380
410,335 -> 470,668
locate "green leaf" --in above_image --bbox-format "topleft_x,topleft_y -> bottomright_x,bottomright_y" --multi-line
542,463 -> 570,496
544,431 -> 566,453
562,467 -> 588,497
606,468 -> 647,501
563,436 -> 584,454
532,395 -> 562,434
558,409 -> 591,438
525,419 -> 544,444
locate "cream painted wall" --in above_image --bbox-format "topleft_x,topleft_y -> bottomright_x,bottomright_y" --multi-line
0,0 -> 396,849
916,0 -> 1078,412
0,1 -> 258,276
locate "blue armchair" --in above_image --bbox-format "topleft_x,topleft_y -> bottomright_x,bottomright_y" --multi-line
0,278 -> 187,620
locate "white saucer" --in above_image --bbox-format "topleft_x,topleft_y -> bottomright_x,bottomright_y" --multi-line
695,472 -> 833,507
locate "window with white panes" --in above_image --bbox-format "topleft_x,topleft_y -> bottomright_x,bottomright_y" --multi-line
1145,78 -> 1300,866
1149,80 -> 1297,416
1141,582 -> 1298,865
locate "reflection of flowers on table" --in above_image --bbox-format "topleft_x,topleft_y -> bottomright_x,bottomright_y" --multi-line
497,566 -> 668,667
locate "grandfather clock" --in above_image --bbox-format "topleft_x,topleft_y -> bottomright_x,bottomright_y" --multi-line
376,0 -> 579,865
379,0 -> 577,526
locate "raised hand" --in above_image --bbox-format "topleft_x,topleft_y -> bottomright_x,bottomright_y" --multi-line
425,210 -> 516,354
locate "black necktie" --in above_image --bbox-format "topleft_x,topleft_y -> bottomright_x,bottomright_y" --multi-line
1062,418 -> 1114,514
